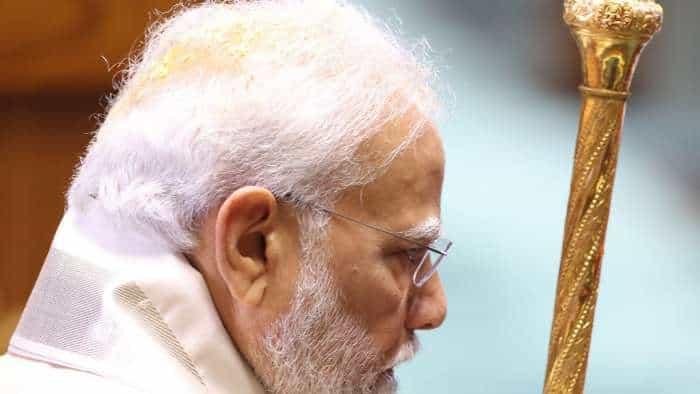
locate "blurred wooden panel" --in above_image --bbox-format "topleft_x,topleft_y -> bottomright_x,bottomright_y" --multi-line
0,0 -> 191,354
0,96 -> 100,352
0,0 -> 180,95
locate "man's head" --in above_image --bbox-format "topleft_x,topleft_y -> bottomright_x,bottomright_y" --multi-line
69,1 -> 447,393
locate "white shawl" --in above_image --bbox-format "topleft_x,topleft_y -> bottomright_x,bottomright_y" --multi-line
2,206 -> 265,394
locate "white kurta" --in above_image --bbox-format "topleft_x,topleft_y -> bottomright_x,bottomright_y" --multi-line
0,206 -> 266,394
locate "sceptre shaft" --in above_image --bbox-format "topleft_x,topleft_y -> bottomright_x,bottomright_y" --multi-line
543,1 -> 663,393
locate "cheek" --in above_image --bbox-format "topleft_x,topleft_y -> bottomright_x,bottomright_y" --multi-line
334,251 -> 407,339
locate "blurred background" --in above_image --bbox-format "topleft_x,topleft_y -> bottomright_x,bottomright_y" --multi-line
1,1 -> 697,393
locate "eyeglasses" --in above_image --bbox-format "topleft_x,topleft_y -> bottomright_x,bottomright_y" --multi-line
315,207 -> 453,288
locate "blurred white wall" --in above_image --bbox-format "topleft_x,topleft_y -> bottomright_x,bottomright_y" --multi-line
356,1 -> 700,392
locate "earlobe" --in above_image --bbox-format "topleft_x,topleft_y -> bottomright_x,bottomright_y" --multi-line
214,186 -> 278,307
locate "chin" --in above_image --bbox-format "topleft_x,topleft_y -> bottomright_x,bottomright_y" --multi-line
372,368 -> 399,394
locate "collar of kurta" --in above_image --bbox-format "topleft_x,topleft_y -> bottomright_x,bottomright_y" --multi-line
8,206 -> 266,394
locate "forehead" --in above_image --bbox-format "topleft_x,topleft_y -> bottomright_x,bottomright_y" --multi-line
336,112 -> 445,233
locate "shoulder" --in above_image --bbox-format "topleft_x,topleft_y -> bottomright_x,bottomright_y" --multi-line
0,354 -> 144,394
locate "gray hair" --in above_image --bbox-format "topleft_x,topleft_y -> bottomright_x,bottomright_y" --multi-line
68,0 -> 441,250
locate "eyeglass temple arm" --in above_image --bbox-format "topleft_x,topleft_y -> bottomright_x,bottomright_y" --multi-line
317,207 -> 448,256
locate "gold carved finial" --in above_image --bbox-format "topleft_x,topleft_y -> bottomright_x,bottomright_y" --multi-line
564,0 -> 663,36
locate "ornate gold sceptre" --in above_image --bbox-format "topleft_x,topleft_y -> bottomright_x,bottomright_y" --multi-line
543,1 -> 663,393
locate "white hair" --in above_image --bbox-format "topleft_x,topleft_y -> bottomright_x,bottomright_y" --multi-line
68,0 -> 441,250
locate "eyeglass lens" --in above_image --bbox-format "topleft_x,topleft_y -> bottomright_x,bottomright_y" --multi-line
413,238 -> 453,287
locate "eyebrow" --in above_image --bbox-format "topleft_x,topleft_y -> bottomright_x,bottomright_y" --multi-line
318,207 -> 446,254
397,216 -> 442,245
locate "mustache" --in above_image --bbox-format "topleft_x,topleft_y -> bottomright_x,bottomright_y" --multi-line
386,334 -> 421,369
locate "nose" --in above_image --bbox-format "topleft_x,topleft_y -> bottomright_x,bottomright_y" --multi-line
405,273 -> 447,330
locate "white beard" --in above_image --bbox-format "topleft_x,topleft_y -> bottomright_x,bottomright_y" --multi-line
255,222 -> 398,394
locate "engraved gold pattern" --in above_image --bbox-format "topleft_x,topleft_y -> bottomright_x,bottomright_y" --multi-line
564,0 -> 663,36
544,1 -> 662,393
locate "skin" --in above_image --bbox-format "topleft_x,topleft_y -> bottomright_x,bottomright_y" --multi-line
191,109 -> 447,386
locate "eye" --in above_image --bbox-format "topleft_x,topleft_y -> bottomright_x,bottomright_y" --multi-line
404,247 -> 427,264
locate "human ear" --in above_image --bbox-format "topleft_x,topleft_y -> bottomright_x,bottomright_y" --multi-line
214,186 -> 277,306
